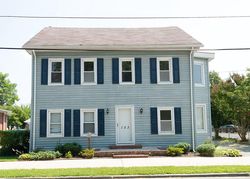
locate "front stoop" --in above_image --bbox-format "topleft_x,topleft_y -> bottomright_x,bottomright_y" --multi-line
113,154 -> 149,158
109,144 -> 142,149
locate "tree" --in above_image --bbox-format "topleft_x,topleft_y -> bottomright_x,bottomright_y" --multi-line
0,72 -> 19,106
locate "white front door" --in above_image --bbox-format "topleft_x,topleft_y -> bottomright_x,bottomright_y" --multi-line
116,106 -> 134,144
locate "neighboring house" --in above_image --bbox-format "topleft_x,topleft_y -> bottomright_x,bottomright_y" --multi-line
0,109 -> 11,130
23,27 -> 214,151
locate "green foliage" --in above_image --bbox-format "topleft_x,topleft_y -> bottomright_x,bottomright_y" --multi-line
0,72 -> 19,106
18,151 -> 61,161
65,151 -> 73,158
0,130 -> 29,156
214,148 -> 241,157
218,138 -> 238,145
174,142 -> 191,154
79,148 -> 95,159
55,143 -> 82,157
226,149 -> 241,157
166,146 -> 184,156
196,143 -> 216,157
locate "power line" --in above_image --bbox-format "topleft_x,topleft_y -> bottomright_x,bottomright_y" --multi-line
1,15 -> 250,20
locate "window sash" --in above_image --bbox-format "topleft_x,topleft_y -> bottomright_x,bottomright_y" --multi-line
157,58 -> 173,83
158,107 -> 175,134
48,58 -> 64,85
47,110 -> 64,137
194,61 -> 205,86
80,109 -> 97,136
81,58 -> 97,84
119,58 -> 135,84
196,104 -> 207,133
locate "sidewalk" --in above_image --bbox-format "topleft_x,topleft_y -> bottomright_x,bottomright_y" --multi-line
1,156 -> 250,170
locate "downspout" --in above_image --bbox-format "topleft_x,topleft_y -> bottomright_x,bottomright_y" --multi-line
190,48 -> 195,151
31,50 -> 37,151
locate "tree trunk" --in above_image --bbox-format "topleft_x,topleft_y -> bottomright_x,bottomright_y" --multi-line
214,128 -> 221,139
238,127 -> 248,142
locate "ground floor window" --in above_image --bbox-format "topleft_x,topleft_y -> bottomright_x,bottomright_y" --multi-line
195,104 -> 207,133
47,109 -> 64,137
80,109 -> 97,136
157,107 -> 175,134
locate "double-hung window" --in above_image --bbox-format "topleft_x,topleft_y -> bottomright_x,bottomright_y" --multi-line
81,58 -> 97,84
194,61 -> 205,86
48,58 -> 64,85
158,107 -> 175,134
119,58 -> 135,84
157,57 -> 173,84
195,104 -> 207,133
80,109 -> 97,136
47,109 -> 64,137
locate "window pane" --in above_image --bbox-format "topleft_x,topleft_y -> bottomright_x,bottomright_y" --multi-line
52,62 -> 62,72
160,61 -> 169,70
84,72 -> 94,82
83,123 -> 95,133
161,121 -> 172,132
194,64 -> 202,84
122,61 -> 131,71
160,71 -> 170,81
84,112 -> 94,122
197,107 -> 204,130
122,72 -> 132,82
84,62 -> 94,71
50,124 -> 61,133
51,73 -> 62,83
50,113 -> 61,123
161,110 -> 171,121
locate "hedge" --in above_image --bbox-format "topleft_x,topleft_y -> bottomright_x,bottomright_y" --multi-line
0,130 -> 29,156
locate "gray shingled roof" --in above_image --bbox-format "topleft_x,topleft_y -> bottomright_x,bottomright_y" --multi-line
23,27 -> 203,50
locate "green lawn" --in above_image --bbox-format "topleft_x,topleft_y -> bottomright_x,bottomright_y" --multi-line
0,156 -> 17,162
0,166 -> 250,178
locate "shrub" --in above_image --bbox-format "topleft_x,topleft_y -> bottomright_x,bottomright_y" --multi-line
55,143 -> 81,157
79,148 -> 95,159
166,146 -> 184,156
196,143 -> 216,157
214,148 -> 241,157
65,151 -> 73,158
174,142 -> 191,154
18,151 -> 61,161
226,149 -> 241,157
0,130 -> 29,156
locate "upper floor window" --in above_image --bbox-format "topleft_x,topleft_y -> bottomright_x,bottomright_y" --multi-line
47,109 -> 64,137
157,107 -> 175,135
48,58 -> 64,85
80,109 -> 97,136
157,57 -> 173,84
195,104 -> 207,133
119,58 -> 135,84
81,58 -> 97,84
194,61 -> 205,86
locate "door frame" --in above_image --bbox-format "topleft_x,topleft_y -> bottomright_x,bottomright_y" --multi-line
115,105 -> 135,145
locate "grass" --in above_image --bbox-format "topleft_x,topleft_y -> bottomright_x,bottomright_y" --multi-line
0,156 -> 17,162
0,166 -> 250,177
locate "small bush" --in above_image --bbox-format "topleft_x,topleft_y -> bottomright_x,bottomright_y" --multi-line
55,143 -> 82,157
18,151 -> 62,161
65,151 -> 73,158
214,148 -> 241,157
226,149 -> 241,157
0,130 -> 29,156
79,149 -> 95,159
166,146 -> 184,156
174,142 -> 191,154
196,143 -> 216,157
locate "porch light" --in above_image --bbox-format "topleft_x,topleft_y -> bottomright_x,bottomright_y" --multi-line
106,108 -> 109,114
140,108 -> 143,114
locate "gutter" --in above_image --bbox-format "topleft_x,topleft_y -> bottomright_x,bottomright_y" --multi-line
190,48 -> 195,151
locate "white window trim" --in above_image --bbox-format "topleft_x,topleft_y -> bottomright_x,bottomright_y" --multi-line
81,58 -> 97,85
157,107 -> 175,135
48,58 -> 64,85
157,57 -> 173,84
194,61 -> 205,87
47,109 -> 64,137
80,108 -> 98,136
195,104 -> 207,133
119,58 -> 135,85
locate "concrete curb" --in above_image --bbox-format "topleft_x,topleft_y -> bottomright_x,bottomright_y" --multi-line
4,173 -> 250,179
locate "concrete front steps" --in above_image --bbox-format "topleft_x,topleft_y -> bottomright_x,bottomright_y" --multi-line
113,154 -> 149,158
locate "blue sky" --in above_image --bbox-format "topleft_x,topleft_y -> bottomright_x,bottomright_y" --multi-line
0,0 -> 250,105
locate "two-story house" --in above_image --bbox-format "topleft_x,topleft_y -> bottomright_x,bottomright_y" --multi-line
23,27 -> 214,151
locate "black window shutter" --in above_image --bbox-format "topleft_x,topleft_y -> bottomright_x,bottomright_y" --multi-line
98,109 -> 105,136
150,58 -> 157,84
74,58 -> 81,84
150,107 -> 158,134
173,57 -> 180,83
40,109 -> 47,137
64,59 -> 71,85
112,58 -> 119,84
73,109 -> 80,137
64,109 -> 71,137
135,58 -> 142,84
174,107 -> 182,134
97,58 -> 104,84
41,59 -> 48,85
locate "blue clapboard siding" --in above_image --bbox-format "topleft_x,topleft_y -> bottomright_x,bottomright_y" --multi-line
32,51 -> 211,150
